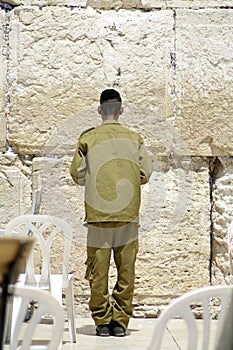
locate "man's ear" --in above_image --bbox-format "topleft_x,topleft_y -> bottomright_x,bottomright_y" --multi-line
119,107 -> 123,115
98,106 -> 101,114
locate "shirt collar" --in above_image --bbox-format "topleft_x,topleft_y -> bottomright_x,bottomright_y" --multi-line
102,120 -> 120,125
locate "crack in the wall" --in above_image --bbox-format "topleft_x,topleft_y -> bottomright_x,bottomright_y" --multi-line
0,2 -> 13,11
2,5 -> 12,154
208,156 -> 220,284
170,8 -> 177,157
209,158 -> 214,284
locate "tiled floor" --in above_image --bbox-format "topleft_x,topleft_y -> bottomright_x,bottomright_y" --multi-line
62,317 -> 157,350
6,317 -> 218,349
61,317 -> 218,350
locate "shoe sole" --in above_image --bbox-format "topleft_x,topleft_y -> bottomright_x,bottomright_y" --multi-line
96,333 -> 110,337
110,330 -> 126,337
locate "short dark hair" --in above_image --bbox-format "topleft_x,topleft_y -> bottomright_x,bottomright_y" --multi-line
100,89 -> 122,117
100,89 -> 122,104
100,101 -> 122,117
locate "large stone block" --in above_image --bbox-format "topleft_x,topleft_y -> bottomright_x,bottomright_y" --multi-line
175,9 -> 233,156
8,7 -> 173,154
211,157 -> 233,285
0,155 -> 31,227
0,10 -> 6,152
134,157 -> 210,316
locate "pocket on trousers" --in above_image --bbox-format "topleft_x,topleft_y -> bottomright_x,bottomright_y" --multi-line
84,256 -> 94,281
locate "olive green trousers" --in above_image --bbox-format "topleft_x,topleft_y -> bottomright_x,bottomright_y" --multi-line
85,222 -> 139,330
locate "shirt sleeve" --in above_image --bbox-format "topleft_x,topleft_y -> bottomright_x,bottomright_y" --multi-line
70,140 -> 87,186
139,141 -> 154,185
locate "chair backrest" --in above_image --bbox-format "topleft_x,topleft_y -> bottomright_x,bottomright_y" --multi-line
10,286 -> 64,349
5,215 -> 73,289
148,285 -> 233,350
0,187 -> 42,237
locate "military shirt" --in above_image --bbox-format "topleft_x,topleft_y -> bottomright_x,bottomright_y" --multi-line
70,120 -> 153,223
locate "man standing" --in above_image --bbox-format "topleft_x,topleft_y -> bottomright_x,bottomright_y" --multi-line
70,89 -> 153,337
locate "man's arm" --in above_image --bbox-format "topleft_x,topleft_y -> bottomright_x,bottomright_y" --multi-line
70,143 -> 87,186
139,141 -> 154,185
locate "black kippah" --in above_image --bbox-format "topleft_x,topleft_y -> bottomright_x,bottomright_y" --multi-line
100,89 -> 122,104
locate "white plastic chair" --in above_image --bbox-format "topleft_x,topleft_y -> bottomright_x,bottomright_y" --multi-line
7,286 -> 64,350
148,285 -> 233,350
5,214 -> 76,343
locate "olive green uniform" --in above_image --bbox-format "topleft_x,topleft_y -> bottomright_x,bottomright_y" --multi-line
70,120 -> 153,329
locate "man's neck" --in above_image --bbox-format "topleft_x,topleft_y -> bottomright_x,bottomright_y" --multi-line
102,116 -> 119,121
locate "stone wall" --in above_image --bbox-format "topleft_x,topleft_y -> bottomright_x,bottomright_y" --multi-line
0,0 -> 233,317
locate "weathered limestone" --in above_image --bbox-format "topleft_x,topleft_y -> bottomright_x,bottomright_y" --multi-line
0,10 -> 6,152
8,7 -> 233,157
32,156 -> 86,242
175,9 -> 233,156
0,155 -> 31,227
211,157 -> 233,285
8,6 -> 174,154
134,157 -> 210,316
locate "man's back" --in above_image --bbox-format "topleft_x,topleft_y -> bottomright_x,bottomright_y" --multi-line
70,120 -> 153,223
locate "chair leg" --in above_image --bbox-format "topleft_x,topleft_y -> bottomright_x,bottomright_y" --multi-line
65,281 -> 76,343
50,275 -> 76,343
4,295 -> 13,345
0,278 -> 9,349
